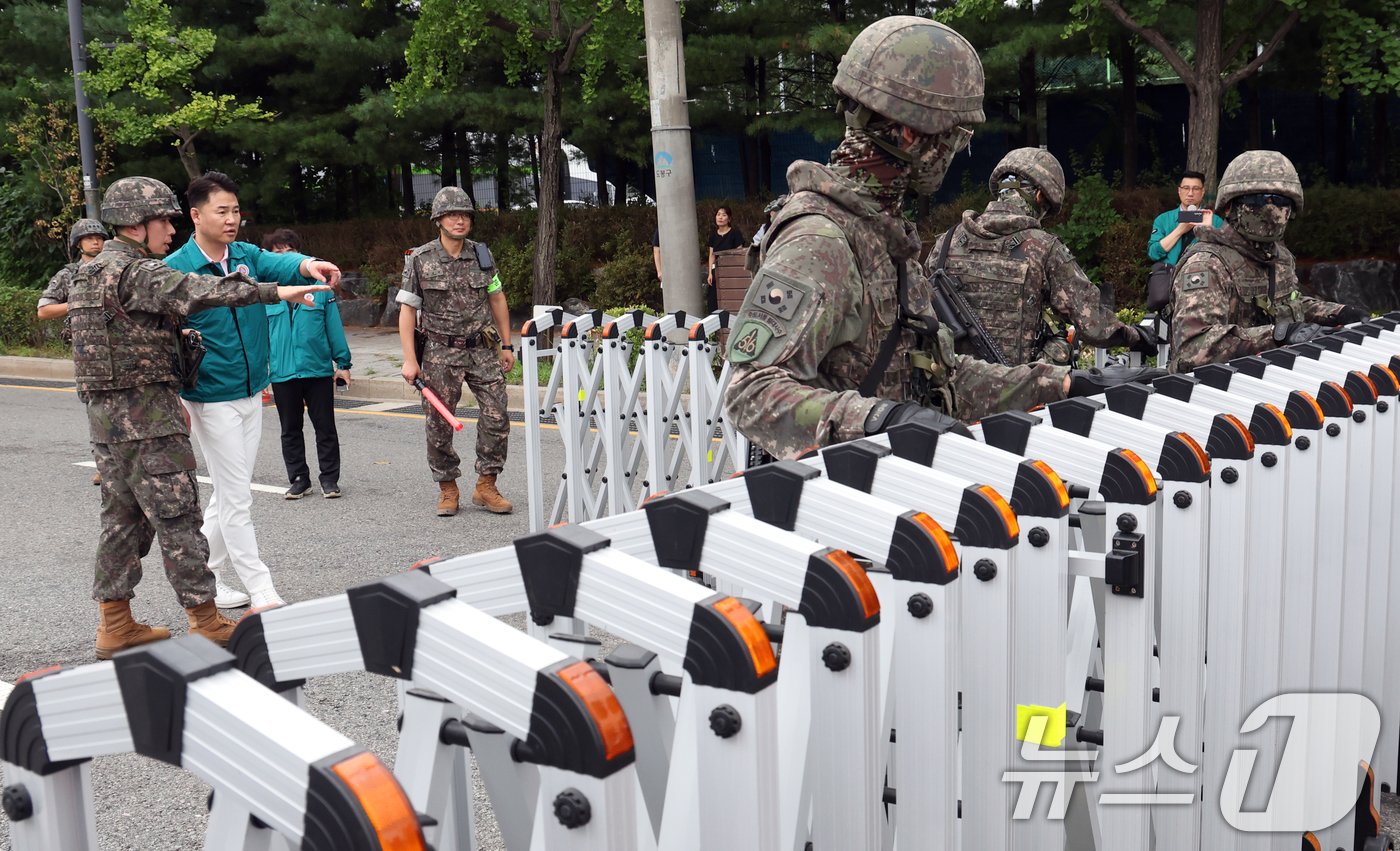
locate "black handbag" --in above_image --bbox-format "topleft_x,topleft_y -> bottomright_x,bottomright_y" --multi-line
1146,261 -> 1175,311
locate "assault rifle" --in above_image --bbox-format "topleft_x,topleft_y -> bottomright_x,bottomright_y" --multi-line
928,227 -> 1009,366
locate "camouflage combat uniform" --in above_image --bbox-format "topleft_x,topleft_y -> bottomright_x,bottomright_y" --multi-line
71,238 -> 285,606
725,160 -> 1069,459
400,239 -> 509,480
1168,150 -> 1354,373
935,200 -> 1137,364
1168,226 -> 1348,372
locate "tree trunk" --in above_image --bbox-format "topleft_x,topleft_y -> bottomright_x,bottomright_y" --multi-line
441,125 -> 458,187
176,133 -> 202,181
1114,33 -> 1138,189
400,160 -> 415,216
533,63 -> 564,307
1372,94 -> 1389,186
291,166 -> 306,222
494,132 -> 511,210
460,133 -> 477,205
1017,50 -> 1039,147
1333,91 -> 1349,183
1188,0 -> 1224,189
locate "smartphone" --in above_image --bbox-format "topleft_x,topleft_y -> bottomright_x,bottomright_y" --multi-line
1177,209 -> 1205,224
335,377 -> 348,392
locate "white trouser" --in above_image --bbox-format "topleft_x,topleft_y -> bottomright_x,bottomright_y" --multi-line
182,395 -> 278,596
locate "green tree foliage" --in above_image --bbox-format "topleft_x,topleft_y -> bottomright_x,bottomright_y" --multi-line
84,0 -> 273,180
399,0 -> 644,308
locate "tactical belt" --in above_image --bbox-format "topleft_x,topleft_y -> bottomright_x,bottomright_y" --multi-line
425,330 -> 485,349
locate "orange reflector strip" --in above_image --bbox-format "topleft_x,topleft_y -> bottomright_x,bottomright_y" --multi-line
558,661 -> 634,762
977,485 -> 1020,539
689,324 -> 705,340
1378,365 -> 1398,388
1357,372 -> 1378,399
1220,413 -> 1255,455
1327,381 -> 1352,408
1298,391 -> 1325,425
713,596 -> 778,678
911,512 -> 960,574
561,321 -> 577,338
1118,448 -> 1158,498
330,752 -> 425,850
1029,460 -> 1071,511
1176,432 -> 1212,476
1259,403 -> 1293,441
826,551 -> 881,618
408,556 -> 441,571
1302,834 -> 1320,851
16,665 -> 60,685
601,321 -> 617,338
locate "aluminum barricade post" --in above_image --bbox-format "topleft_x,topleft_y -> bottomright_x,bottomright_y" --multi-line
522,308 -> 569,531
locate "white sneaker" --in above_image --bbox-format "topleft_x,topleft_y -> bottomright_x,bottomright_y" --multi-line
214,582 -> 250,608
249,589 -> 286,609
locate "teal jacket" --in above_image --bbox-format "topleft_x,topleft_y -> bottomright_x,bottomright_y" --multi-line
267,291 -> 352,382
1148,208 -> 1222,266
166,238 -> 312,402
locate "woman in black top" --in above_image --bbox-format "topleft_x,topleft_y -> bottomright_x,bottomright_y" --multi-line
705,205 -> 745,313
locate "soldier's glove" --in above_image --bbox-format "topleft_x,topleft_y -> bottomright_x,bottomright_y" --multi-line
1330,305 -> 1370,326
1273,321 -> 1326,346
1128,324 -> 1161,356
864,399 -> 973,439
1068,366 -> 1166,398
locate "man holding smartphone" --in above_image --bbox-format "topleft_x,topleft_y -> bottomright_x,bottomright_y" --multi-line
1148,169 -> 1222,266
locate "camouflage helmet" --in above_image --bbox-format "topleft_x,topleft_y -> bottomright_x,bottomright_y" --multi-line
431,186 -> 475,221
989,148 -> 1066,214
832,16 -> 985,137
100,177 -> 183,227
763,195 -> 790,214
1216,150 -> 1304,213
68,218 -> 108,249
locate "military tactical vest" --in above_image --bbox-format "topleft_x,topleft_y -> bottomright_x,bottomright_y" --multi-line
941,223 -> 1049,363
409,241 -> 494,338
1179,240 -> 1305,324
69,256 -> 180,392
763,190 -> 941,403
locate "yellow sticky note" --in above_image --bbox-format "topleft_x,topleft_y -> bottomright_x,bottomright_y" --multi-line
707,450 -> 714,463
578,389 -> 585,402
1016,703 -> 1067,748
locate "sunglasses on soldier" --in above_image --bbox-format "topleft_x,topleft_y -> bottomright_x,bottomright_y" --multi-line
1234,193 -> 1295,211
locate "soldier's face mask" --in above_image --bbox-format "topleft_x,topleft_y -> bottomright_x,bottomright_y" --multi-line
1229,194 -> 1293,243
907,126 -> 973,196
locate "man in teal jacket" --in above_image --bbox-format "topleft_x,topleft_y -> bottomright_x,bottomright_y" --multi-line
167,172 -> 341,610
264,228 -> 352,500
1147,169 -> 1222,266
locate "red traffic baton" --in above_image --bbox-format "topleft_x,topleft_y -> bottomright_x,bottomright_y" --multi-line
413,377 -> 463,431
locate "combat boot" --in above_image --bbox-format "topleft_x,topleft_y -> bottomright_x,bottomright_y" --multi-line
95,600 -> 171,660
436,480 -> 460,517
186,600 -> 238,646
471,475 -> 513,514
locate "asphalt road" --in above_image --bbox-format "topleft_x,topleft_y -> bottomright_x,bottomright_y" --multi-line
0,382 -> 540,850
1,380 -> 1398,849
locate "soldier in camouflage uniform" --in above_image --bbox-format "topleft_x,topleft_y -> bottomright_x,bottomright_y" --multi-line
933,148 -> 1158,365
39,219 -> 112,485
1168,151 -> 1367,373
396,186 -> 515,516
71,176 -> 330,659
725,16 -> 1160,460
37,218 -> 108,326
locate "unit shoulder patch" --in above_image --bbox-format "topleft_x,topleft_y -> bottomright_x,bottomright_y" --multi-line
728,320 -> 773,364
749,268 -> 810,323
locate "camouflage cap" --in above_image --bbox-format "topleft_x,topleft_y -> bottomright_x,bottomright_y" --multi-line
69,218 -> 108,249
100,177 -> 183,227
989,147 -> 1066,213
833,16 -> 985,137
1216,150 -> 1304,213
431,186 -> 475,220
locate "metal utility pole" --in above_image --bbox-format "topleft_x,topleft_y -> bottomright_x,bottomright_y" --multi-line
643,0 -> 703,317
67,0 -> 101,218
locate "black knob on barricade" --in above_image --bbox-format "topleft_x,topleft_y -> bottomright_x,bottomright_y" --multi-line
708,704 -> 743,738
553,788 -> 592,828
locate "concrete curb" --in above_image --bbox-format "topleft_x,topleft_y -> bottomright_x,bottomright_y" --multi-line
0,355 -> 537,412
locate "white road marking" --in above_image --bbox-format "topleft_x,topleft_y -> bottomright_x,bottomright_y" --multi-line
74,461 -> 288,495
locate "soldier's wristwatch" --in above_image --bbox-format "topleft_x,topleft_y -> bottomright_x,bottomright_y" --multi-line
501,344 -> 514,351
